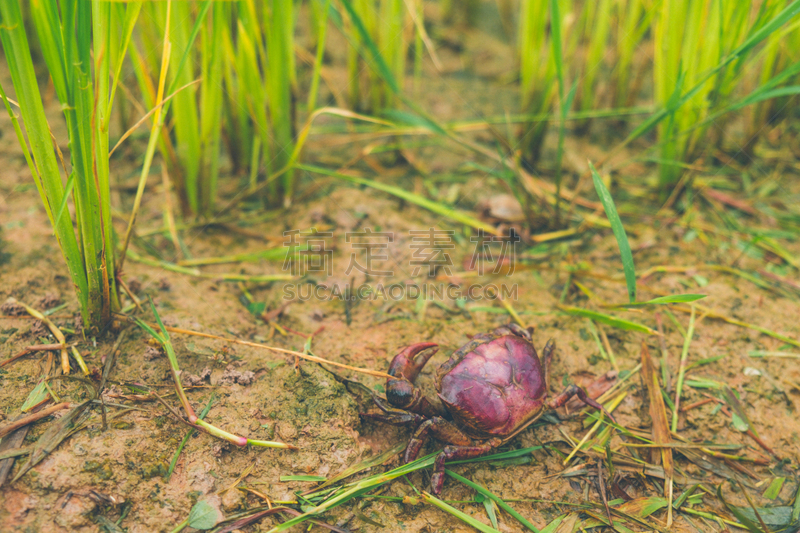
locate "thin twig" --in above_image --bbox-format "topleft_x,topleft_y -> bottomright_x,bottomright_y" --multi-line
596,460 -> 612,526
117,315 -> 392,379
0,402 -> 70,439
8,299 -> 69,373
1,343 -> 67,368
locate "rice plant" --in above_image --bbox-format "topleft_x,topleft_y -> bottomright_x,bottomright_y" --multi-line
612,0 -> 653,109
0,0 -> 140,331
128,1 -> 223,216
653,0 -> 800,194
517,0 -> 557,164
742,17 -> 800,157
211,0 -> 298,206
574,0 -> 612,131
266,0 -> 298,206
342,0 -> 411,113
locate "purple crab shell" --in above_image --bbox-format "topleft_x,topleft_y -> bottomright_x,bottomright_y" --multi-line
437,333 -> 547,437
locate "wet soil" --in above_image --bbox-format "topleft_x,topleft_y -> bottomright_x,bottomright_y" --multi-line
2,8 -> 800,533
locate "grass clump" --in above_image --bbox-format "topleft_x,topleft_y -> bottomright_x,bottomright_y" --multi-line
651,0 -> 800,194
0,0 -> 142,331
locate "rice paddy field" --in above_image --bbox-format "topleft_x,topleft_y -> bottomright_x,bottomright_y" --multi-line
2,1 -> 800,532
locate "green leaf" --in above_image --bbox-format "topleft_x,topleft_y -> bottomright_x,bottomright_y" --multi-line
382,109 -> 446,135
447,470 -> 540,532
717,485 -> 768,533
724,386 -> 759,438
133,317 -> 163,345
763,477 -> 786,500
618,0 -> 800,154
618,294 -> 707,307
247,302 -> 267,316
297,164 -> 500,235
53,173 -> 75,228
539,515 -> 567,533
619,496 -> 668,517
187,500 -> 218,530
590,162 -> 636,302
336,0 -> 399,95
422,492 -> 502,533
734,506 -> 795,527
673,485 -> 699,510
482,497 -> 499,530
21,380 -> 50,412
149,297 -> 170,340
0,1 -> 91,324
559,305 -> 656,335
279,475 -> 327,482
685,378 -> 724,389
731,413 -> 750,432
793,483 -> 800,523
453,446 -> 542,465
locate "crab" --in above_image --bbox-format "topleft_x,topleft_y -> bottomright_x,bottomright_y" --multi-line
363,323 -> 612,494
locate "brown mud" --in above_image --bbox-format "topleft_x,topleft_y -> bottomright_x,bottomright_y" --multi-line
2,9 -> 800,533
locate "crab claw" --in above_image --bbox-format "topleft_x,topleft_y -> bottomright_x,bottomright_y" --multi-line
385,343 -> 443,418
388,342 -> 439,381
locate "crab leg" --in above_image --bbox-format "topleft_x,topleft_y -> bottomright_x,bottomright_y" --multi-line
540,339 -> 555,387
360,395 -> 423,426
403,416 -> 472,463
548,384 -> 616,422
504,323 -> 534,342
430,438 -> 502,495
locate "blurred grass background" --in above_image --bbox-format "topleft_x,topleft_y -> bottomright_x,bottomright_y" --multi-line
2,0 -> 800,330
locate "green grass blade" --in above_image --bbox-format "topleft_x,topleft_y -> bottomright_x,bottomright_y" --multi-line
104,1 -> 142,129
590,162 -> 636,302
166,394 -> 215,481
610,0 -> 800,176
53,174 -> 75,228
165,0 -> 213,99
279,475 -> 328,482
338,0 -> 400,95
382,109 -> 447,135
198,3 -> 225,214
133,316 -> 162,344
307,0 -> 330,112
446,470 -> 540,532
297,164 -> 501,235
266,0 -> 296,205
540,515 -> 567,533
763,477 -> 785,500
613,294 -> 708,307
0,0 -> 90,322
421,492 -> 502,533
717,486 -> 767,533
558,305 -> 656,335
671,304 -> 696,432
148,297 -> 170,341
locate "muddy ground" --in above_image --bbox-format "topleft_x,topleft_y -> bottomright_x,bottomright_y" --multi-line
2,7 -> 800,533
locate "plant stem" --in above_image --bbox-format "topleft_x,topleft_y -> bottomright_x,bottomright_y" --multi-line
671,304 -> 696,432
